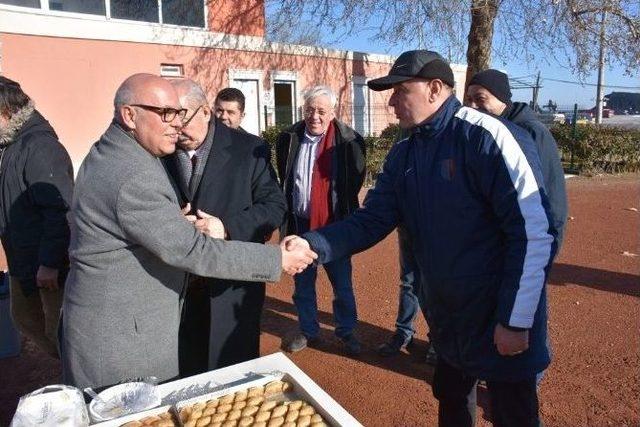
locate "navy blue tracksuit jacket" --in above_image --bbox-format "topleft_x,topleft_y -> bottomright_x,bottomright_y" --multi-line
304,96 -> 556,381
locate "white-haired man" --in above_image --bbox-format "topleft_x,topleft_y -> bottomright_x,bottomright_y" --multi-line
164,78 -> 286,376
275,85 -> 366,355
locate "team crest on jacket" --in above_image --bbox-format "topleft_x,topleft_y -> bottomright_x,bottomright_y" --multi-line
439,159 -> 456,180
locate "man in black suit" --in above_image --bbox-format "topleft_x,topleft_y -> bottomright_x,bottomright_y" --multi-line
165,78 -> 286,376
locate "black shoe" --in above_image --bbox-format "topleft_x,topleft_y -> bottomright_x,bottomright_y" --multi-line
340,334 -> 362,356
425,341 -> 438,365
377,333 -> 412,357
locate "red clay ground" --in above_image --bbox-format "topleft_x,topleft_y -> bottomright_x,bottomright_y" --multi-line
1,174 -> 638,426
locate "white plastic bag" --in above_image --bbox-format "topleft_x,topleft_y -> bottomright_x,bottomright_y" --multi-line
11,385 -> 89,427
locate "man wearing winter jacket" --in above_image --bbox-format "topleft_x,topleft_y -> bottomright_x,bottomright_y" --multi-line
0,76 -> 74,358
285,51 -> 556,426
466,69 -> 568,247
276,85 -> 366,355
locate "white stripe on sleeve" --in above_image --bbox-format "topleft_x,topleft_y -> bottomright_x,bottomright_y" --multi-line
455,107 -> 553,328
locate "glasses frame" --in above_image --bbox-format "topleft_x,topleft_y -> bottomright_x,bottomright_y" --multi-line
182,105 -> 206,127
129,104 -> 187,123
303,106 -> 332,118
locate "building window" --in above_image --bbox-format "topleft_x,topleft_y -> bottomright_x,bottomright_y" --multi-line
110,0 -> 159,23
48,0 -> 105,15
274,81 -> 297,127
0,0 -> 39,7
160,64 -> 184,78
162,0 -> 204,27
1,0 -> 206,28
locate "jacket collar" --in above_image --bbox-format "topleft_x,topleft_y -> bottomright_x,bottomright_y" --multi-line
413,95 -> 461,138
188,118 -> 234,201
0,101 -> 35,146
102,121 -> 159,163
501,101 -> 534,124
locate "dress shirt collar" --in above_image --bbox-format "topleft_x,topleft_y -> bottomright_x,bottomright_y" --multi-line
303,129 -> 324,144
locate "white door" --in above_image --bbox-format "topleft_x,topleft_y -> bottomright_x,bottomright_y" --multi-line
231,79 -> 260,135
353,81 -> 370,136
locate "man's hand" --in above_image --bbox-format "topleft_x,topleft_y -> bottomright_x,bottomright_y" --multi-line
36,265 -> 59,290
282,235 -> 310,251
494,323 -> 529,356
280,235 -> 317,275
181,203 -> 197,224
194,209 -> 226,239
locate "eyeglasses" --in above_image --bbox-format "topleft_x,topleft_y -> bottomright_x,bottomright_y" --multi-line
182,105 -> 205,127
129,104 -> 187,123
303,107 -> 331,118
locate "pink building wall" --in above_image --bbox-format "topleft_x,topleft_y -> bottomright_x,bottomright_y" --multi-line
0,32 -> 397,166
208,0 -> 266,37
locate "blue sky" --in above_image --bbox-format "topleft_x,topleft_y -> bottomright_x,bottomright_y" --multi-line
329,37 -> 639,110
264,3 -> 638,110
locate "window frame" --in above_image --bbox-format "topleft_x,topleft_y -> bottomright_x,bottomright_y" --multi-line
0,0 -> 208,29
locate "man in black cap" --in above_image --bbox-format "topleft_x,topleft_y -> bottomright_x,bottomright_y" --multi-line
285,50 -> 556,426
466,69 -> 568,247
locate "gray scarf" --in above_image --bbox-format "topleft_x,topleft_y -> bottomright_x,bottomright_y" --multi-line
0,101 -> 35,146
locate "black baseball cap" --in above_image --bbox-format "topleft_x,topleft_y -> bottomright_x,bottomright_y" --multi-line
367,50 -> 455,91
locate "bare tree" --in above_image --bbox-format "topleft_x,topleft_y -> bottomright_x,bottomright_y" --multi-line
265,0 -> 640,88
466,0 -> 499,76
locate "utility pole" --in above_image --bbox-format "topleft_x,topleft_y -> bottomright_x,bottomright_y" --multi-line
532,71 -> 541,112
595,9 -> 607,124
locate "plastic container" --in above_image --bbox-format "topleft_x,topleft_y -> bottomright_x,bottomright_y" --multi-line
88,381 -> 162,423
0,271 -> 21,358
11,385 -> 89,427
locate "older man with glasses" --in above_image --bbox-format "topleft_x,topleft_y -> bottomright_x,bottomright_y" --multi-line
275,85 -> 366,355
60,73 -> 315,389
163,78 -> 286,376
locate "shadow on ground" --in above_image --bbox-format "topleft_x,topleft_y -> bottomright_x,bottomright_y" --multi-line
261,296 -> 495,421
549,263 -> 640,297
263,296 -> 433,381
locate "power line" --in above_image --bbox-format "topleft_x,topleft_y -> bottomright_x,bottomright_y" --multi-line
543,77 -> 640,90
509,77 -> 535,87
509,74 -> 537,80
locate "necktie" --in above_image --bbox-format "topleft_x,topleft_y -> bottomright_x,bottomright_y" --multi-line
189,154 -> 199,196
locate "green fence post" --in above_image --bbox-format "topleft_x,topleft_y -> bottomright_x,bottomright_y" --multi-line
570,103 -> 578,171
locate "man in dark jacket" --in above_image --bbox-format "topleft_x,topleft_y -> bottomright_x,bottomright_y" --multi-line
276,85 -> 366,355
466,69 -> 568,246
164,78 -> 287,375
0,76 -> 73,358
285,51 -> 556,426
381,69 -> 569,364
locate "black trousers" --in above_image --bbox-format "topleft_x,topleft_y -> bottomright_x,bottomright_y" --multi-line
432,357 -> 540,427
178,278 -> 266,377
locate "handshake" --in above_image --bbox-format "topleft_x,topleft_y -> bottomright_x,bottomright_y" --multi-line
280,235 -> 317,276
182,203 -> 317,277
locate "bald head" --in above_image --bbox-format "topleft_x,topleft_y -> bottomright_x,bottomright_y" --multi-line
114,73 -> 180,113
114,73 -> 184,157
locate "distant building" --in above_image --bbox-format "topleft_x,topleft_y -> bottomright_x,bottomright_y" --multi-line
604,92 -> 640,115
0,0 -> 468,170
